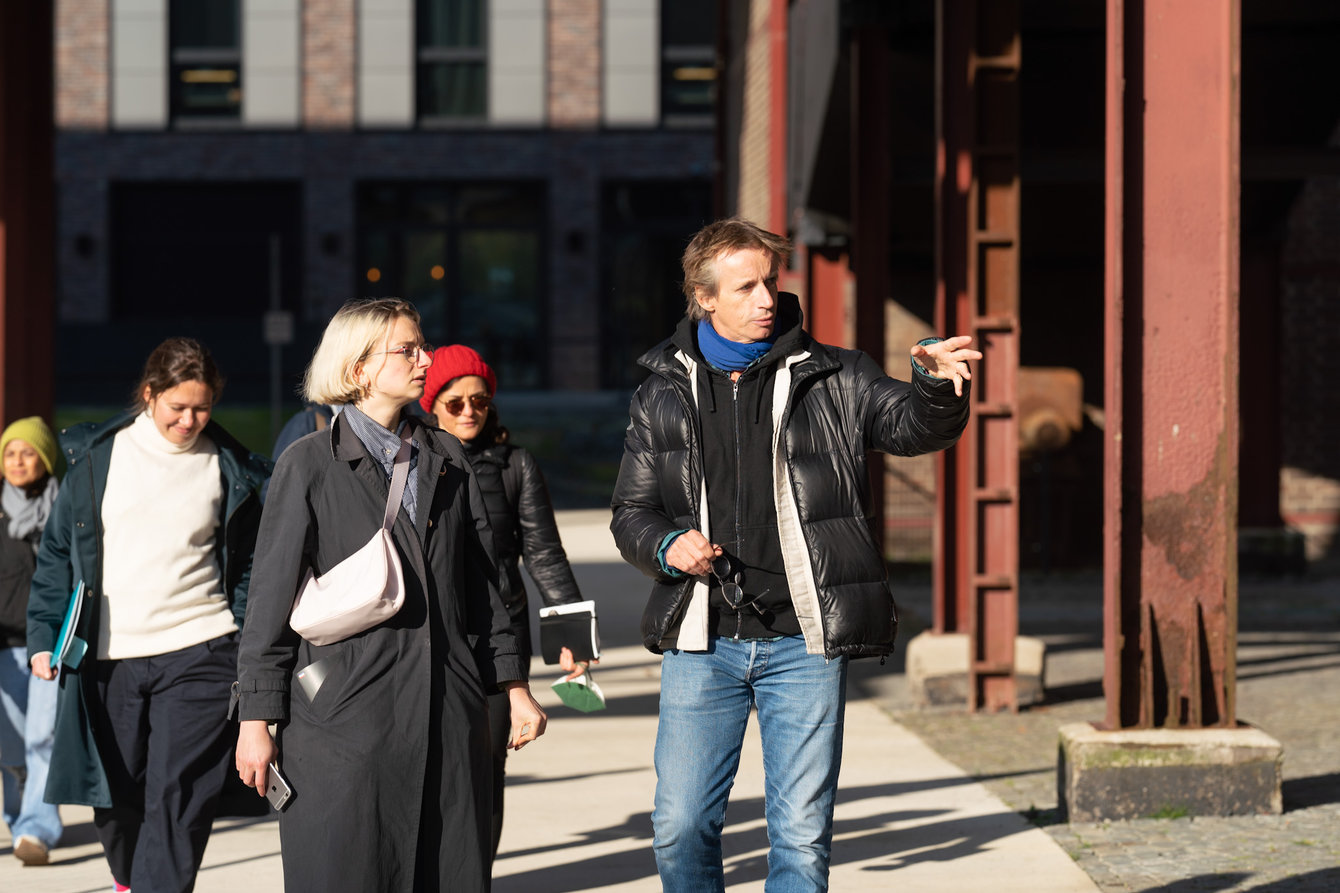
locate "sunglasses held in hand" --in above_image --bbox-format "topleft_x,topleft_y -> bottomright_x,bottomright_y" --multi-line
711,555 -> 767,614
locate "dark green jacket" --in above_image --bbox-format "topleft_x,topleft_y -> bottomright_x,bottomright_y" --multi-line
26,411 -> 271,807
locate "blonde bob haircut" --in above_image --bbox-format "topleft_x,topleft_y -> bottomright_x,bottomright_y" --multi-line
303,298 -> 421,405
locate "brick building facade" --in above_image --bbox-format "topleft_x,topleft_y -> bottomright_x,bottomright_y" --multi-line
52,0 -> 716,404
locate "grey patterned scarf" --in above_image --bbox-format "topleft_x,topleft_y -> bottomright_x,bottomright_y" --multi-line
3,476 -> 58,549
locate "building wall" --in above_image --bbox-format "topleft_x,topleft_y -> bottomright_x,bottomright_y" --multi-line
55,0 -> 109,129
549,0 -> 598,126
303,0 -> 355,126
1280,159 -> 1340,565
736,0 -> 773,226
52,0 -> 713,393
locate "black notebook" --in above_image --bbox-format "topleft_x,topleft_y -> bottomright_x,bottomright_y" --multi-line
538,600 -> 601,664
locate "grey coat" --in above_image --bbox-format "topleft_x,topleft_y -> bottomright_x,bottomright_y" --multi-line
235,412 -> 522,892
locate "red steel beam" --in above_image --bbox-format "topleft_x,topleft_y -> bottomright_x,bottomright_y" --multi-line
933,0 -> 974,637
806,248 -> 849,349
934,0 -> 1021,711
1104,0 -> 1241,730
0,2 -> 56,424
851,24 -> 890,555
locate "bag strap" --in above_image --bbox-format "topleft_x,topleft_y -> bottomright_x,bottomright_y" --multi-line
381,426 -> 413,531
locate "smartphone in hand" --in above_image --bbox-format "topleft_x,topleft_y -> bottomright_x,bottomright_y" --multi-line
266,761 -> 294,811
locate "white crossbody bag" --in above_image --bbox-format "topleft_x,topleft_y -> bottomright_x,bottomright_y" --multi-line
289,428 -> 410,646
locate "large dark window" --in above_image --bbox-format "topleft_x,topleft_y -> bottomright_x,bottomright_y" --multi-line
417,0 -> 487,123
76,182 -> 305,404
600,181 -> 713,389
169,0 -> 241,125
358,182 -> 546,388
662,0 -> 717,126
111,183 -> 301,319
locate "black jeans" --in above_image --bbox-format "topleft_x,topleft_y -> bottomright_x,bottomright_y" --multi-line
91,634 -> 238,893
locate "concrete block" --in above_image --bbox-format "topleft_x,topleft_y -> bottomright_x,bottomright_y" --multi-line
1058,722 -> 1283,821
903,631 -> 1046,707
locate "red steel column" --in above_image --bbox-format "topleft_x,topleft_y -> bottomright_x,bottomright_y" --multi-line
0,2 -> 56,424
851,24 -> 889,553
934,0 -> 1021,711
932,0 -> 973,637
1104,0 -> 1240,730
806,248 -> 850,348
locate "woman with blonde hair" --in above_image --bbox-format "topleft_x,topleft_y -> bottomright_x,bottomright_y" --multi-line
234,298 -> 545,892
27,338 -> 270,892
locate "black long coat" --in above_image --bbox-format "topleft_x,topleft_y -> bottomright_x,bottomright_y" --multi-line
466,441 -> 583,668
235,412 -> 522,893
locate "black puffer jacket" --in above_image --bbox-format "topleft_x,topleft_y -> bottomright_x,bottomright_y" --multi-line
610,294 -> 970,660
464,441 -> 583,671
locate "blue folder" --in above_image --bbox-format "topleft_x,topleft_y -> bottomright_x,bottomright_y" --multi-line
53,580 -> 88,671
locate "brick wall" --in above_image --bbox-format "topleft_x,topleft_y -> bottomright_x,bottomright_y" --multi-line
55,0 -> 108,129
737,0 -> 772,226
304,0 -> 355,127
549,0 -> 600,127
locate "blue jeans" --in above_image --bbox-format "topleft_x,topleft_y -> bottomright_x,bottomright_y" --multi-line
0,646 -> 63,847
653,635 -> 848,893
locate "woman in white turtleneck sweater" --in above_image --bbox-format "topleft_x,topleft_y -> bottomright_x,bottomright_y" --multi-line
26,338 -> 271,893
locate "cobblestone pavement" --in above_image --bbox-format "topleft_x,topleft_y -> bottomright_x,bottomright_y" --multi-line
883,575 -> 1340,893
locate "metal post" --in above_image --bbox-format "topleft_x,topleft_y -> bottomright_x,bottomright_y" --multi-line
934,0 -> 1022,711
1104,0 -> 1241,730
0,2 -> 55,423
851,24 -> 890,555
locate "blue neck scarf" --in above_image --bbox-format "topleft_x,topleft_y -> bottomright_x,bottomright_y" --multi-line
697,319 -> 776,372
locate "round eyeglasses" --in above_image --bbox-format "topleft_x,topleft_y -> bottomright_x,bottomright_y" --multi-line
374,343 -> 434,364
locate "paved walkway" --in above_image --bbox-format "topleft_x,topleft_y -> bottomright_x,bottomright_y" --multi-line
0,641 -> 1097,892
0,510 -> 1100,891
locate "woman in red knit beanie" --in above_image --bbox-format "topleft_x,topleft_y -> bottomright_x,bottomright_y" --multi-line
421,344 -> 593,859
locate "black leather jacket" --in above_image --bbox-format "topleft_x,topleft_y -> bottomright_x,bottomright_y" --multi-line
610,295 -> 970,660
465,441 -> 582,670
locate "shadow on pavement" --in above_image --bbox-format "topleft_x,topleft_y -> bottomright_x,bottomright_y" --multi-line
1037,678 -> 1104,705
505,765 -> 645,789
1283,772 -> 1340,810
1138,874 -> 1251,893
1241,867 -> 1340,891
495,774 -> 1049,891
1137,869 -> 1340,892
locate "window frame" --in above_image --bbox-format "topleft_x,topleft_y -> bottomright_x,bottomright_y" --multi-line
660,1 -> 717,128
167,0 -> 243,128
415,0 -> 490,127
355,181 -> 550,388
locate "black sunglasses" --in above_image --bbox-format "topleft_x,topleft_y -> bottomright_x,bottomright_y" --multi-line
711,556 -> 765,614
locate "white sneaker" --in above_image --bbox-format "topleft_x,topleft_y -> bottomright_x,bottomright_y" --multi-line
13,834 -> 50,866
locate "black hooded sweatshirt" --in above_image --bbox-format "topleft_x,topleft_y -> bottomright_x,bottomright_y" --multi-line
671,297 -> 807,640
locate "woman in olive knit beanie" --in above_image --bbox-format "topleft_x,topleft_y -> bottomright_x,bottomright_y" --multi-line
0,415 -> 64,865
